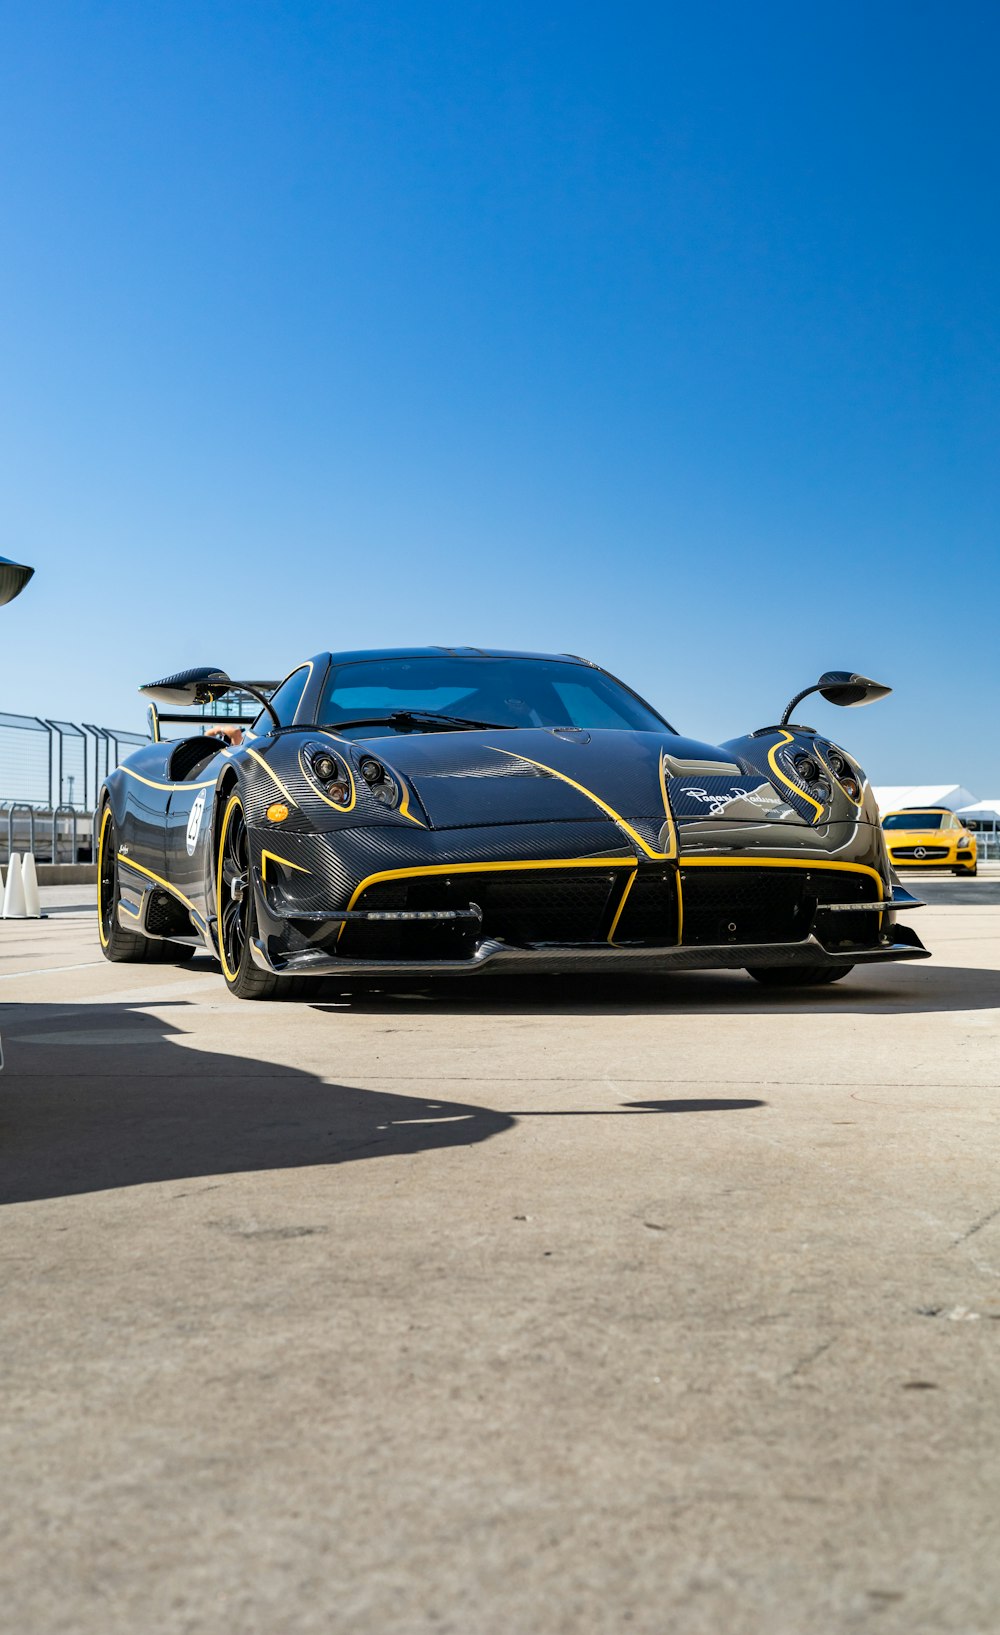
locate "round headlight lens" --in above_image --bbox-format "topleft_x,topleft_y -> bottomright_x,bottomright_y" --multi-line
312,752 -> 338,783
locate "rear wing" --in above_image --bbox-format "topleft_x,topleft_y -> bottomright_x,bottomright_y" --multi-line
146,684 -> 279,744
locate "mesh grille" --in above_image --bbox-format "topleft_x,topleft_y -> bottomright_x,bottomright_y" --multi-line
680,866 -> 878,946
613,873 -> 679,943
338,866 -> 622,958
146,890 -> 191,936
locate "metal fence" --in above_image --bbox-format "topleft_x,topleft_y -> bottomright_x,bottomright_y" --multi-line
0,713 -> 147,812
0,712 -> 148,864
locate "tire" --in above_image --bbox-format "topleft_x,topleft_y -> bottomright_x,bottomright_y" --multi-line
215,790 -> 284,999
954,866 -> 977,877
745,964 -> 854,987
97,804 -> 197,965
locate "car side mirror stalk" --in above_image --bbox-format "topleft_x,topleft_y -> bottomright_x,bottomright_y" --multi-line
779,670 -> 892,728
139,667 -> 281,730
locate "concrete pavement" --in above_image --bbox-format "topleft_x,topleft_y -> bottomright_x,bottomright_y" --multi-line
1,888 -> 999,1634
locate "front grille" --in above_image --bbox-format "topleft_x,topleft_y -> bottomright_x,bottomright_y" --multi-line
612,872 -> 679,943
679,866 -> 878,946
337,866 -> 623,959
890,846 -> 948,860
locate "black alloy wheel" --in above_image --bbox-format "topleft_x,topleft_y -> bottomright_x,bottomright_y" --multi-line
215,791 -> 282,999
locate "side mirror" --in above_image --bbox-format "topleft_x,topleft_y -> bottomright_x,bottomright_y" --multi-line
0,555 -> 35,608
780,670 -> 891,727
816,670 -> 892,709
140,667 -> 233,707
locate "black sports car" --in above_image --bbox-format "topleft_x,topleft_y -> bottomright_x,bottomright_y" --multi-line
96,648 -> 927,999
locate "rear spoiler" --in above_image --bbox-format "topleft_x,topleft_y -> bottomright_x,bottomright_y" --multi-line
146,704 -> 265,743
139,668 -> 280,742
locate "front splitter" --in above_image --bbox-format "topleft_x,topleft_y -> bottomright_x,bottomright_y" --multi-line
250,931 -> 928,980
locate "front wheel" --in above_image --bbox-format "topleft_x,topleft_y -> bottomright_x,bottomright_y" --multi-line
745,964 -> 853,987
215,791 -> 283,999
954,866 -> 978,877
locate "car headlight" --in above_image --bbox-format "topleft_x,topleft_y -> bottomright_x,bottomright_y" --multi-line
790,751 -> 832,805
300,741 -> 354,806
824,746 -> 862,803
358,754 -> 400,808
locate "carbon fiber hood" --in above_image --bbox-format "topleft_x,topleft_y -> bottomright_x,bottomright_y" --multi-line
354,727 -> 741,830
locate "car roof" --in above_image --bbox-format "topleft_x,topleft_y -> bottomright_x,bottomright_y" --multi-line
321,647 -> 594,666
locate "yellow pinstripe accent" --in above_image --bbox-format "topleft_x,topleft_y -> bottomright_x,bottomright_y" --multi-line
679,854 -> 884,897
767,731 -> 825,822
120,765 -> 218,793
338,856 -> 636,941
261,848 -> 310,881
397,780 -> 425,826
245,746 -> 299,808
489,747 -> 676,861
116,852 -> 208,930
606,868 -> 639,944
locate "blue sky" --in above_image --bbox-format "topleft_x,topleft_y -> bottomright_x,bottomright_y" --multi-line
1,1 -> 997,787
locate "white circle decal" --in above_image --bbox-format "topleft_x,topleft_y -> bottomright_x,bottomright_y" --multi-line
186,790 -> 207,855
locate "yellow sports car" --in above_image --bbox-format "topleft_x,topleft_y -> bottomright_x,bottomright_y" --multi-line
882,808 -> 978,876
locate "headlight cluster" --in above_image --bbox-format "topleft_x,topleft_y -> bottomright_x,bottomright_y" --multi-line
300,742 -> 354,806
299,740 -> 401,811
358,755 -> 399,807
786,742 -> 864,806
824,746 -> 863,803
789,750 -> 832,805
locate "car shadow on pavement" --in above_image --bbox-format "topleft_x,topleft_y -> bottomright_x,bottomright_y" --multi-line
309,961 -> 1000,1019
0,1002 -> 763,1206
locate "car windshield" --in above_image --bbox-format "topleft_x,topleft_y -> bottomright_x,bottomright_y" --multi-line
883,812 -> 944,830
316,656 -> 670,739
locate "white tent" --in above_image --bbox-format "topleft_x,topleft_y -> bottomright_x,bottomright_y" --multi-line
956,799 -> 1000,831
871,784 -> 977,816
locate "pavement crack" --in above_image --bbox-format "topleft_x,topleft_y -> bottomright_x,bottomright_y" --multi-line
782,1337 -> 836,1382
954,1203 -> 1000,1244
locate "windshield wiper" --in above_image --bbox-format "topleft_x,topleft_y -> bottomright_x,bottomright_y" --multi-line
322,710 -> 514,734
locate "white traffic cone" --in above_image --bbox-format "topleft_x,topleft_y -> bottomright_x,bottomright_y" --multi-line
21,852 -> 41,918
3,853 -> 26,918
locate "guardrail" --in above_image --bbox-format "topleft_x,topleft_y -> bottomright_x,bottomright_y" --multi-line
1,804 -> 88,866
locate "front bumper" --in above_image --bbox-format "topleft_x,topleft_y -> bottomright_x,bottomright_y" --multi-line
248,818 -> 927,979
250,925 -> 927,978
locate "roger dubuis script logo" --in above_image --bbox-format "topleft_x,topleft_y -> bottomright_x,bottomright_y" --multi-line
680,785 -> 783,818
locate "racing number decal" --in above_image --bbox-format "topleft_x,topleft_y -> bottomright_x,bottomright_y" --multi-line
186,790 -> 207,855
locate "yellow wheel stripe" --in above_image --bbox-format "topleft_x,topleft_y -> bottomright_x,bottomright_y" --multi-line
97,807 -> 113,948
216,793 -> 243,982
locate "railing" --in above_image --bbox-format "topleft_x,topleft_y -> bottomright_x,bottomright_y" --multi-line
1,804 -> 88,866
